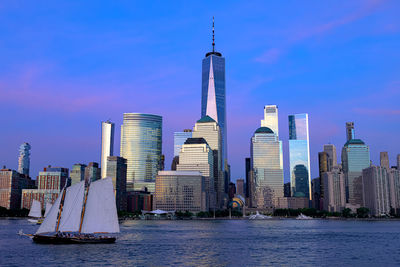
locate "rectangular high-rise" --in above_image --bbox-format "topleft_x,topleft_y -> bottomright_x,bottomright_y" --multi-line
288,114 -> 311,200
251,126 -> 284,209
322,166 -> 346,212
173,130 -> 192,157
380,152 -> 389,169
261,105 -> 279,138
101,120 -> 115,179
70,163 -> 86,185
342,138 -> 370,205
106,156 -> 127,211
362,166 -> 390,216
323,144 -> 337,168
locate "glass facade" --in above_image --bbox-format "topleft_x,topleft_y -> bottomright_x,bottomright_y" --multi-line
201,54 -> 227,169
341,139 -> 370,205
173,131 -> 192,157
250,127 -> 284,209
120,113 -> 162,192
155,171 -> 207,212
288,114 -> 311,199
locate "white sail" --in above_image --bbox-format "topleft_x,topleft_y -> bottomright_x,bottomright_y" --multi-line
36,189 -> 63,234
44,202 -> 52,218
28,199 -> 42,218
58,181 -> 85,232
81,178 -> 120,234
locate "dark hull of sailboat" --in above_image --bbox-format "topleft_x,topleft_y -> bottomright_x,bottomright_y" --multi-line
32,235 -> 116,244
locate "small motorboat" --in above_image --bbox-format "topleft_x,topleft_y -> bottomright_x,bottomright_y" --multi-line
248,211 -> 272,220
296,213 -> 313,220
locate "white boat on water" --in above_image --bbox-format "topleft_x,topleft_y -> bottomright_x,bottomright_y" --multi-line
23,178 -> 120,244
27,200 -> 42,223
296,213 -> 313,220
248,211 -> 272,220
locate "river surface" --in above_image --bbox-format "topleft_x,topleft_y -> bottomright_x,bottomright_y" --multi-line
1,218 -> 400,266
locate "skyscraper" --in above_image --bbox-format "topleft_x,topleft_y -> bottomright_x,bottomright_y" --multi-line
201,18 -> 227,170
106,156 -> 127,211
250,126 -> 284,209
120,113 -> 162,192
288,114 -> 311,199
101,120 -> 115,179
380,152 -> 389,169
346,122 -> 355,141
342,138 -> 370,205
173,129 -> 192,157
18,142 -> 31,176
322,166 -> 346,212
84,162 -> 101,185
192,115 -> 224,208
362,166 -> 390,216
397,154 -> 400,169
176,137 -> 215,210
70,163 -> 86,185
261,105 -> 279,138
323,144 -> 337,168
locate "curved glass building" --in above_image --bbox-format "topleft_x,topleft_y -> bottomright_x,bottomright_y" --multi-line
120,113 -> 162,192
250,127 -> 284,209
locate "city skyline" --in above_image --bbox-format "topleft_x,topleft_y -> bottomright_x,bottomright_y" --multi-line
1,1 -> 400,182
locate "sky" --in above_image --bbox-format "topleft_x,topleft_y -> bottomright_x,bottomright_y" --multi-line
1,1 -> 399,183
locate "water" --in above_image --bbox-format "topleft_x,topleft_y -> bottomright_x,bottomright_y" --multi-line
1,218 -> 400,266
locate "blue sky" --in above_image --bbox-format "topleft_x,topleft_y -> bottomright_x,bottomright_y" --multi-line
0,0 -> 399,182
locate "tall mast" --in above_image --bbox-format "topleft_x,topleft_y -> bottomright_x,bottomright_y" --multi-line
212,16 -> 215,52
55,188 -> 66,232
79,183 -> 90,233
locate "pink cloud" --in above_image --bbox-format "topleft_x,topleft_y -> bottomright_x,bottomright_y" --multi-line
353,108 -> 400,116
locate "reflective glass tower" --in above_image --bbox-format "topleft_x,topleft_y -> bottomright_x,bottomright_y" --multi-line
342,139 -> 370,205
201,18 -> 227,170
101,120 -> 115,178
288,114 -> 311,199
18,142 -> 31,176
120,113 -> 162,192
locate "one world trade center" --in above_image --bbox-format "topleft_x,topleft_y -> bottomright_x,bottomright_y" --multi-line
201,18 -> 227,170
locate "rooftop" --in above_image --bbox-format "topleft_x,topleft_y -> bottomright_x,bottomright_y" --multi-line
197,115 -> 216,123
344,139 -> 365,146
184,137 -> 208,145
254,127 -> 274,134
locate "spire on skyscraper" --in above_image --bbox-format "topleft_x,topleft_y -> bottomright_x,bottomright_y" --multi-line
212,16 -> 215,52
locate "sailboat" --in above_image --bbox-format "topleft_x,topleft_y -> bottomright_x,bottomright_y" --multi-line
37,202 -> 53,225
32,178 -> 119,244
27,199 -> 42,223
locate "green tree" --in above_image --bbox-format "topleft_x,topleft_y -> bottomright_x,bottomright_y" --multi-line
356,207 -> 370,218
342,208 -> 352,218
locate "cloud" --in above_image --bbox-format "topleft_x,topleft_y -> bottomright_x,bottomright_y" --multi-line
254,48 -> 282,64
255,0 -> 387,64
353,108 -> 400,116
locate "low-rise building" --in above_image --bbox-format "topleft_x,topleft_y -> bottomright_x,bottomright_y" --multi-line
0,168 -> 35,210
154,171 -> 207,213
21,166 -> 68,210
277,197 -> 309,209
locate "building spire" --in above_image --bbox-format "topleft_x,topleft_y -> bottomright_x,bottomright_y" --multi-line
212,16 -> 215,52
